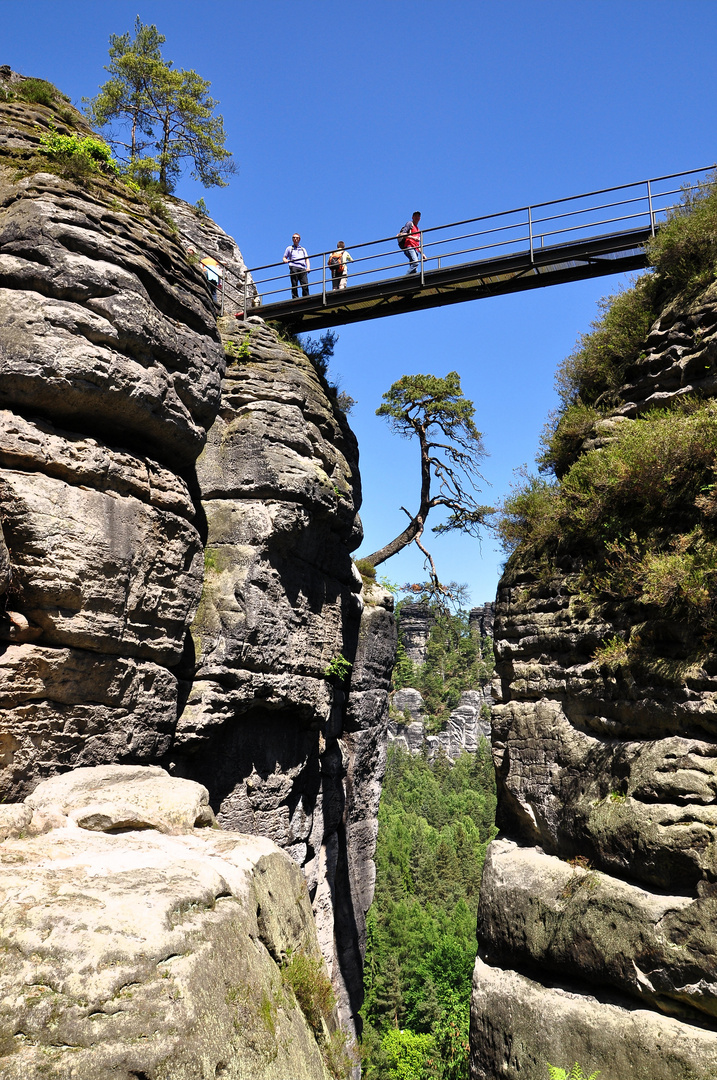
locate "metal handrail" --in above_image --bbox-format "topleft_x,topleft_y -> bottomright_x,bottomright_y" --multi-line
240,166 -> 714,309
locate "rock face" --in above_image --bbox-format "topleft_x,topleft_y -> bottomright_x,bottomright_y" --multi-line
0,82 -> 225,798
0,73 -> 395,1058
397,601 -> 435,664
175,316 -> 395,1033
472,284 -> 717,1078
0,765 -> 343,1080
469,602 -> 494,640
388,688 -> 491,761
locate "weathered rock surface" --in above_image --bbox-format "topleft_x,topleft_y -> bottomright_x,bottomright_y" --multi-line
175,317 -> 394,1033
473,282 -> 717,1077
397,601 -> 435,664
389,688 -> 491,761
471,957 -> 717,1080
0,765 -> 341,1080
0,82 -> 225,795
0,76 -> 394,1058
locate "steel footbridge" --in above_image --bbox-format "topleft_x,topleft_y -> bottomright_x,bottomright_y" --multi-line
221,167 -> 714,332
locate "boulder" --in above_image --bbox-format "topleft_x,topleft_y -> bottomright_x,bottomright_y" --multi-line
0,766 -> 341,1080
26,764 -> 216,834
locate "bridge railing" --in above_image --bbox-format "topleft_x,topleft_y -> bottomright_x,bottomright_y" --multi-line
242,166 -> 715,310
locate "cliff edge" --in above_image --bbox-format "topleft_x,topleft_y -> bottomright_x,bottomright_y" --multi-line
473,209 -> 717,1078
0,69 -> 394,1070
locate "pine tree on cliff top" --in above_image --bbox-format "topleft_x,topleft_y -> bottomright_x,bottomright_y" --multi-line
85,17 -> 234,193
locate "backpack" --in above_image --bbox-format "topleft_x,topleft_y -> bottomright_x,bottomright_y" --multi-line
328,252 -> 342,269
397,222 -> 412,249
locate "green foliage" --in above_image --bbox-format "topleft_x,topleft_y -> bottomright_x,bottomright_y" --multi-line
647,172 -> 717,295
498,400 -> 717,652
16,78 -> 63,107
368,372 -> 490,567
282,951 -> 335,1035
538,402 -> 602,479
393,608 -> 494,730
379,1028 -> 439,1080
194,196 -> 209,217
324,653 -> 352,683
592,636 -> 629,669
552,275 -> 658,414
547,1064 -> 599,1080
225,337 -> 251,360
301,329 -> 338,378
541,175 -> 717,477
37,127 -> 119,182
355,558 -> 377,580
361,745 -> 496,1080
335,390 -> 357,414
296,330 -> 355,413
323,1029 -> 357,1080
85,17 -> 234,193
391,639 -> 417,696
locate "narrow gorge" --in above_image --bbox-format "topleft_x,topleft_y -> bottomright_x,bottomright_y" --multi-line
3,60 -> 717,1080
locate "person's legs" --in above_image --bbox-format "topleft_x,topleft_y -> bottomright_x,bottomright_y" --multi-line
290,267 -> 300,299
404,247 -> 419,273
299,270 -> 310,296
338,271 -> 347,290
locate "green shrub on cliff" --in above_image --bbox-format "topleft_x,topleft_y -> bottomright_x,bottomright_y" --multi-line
37,128 -> 119,181
540,174 -> 717,475
551,275 -> 658,414
499,400 -> 717,654
647,172 -> 717,295
282,951 -> 335,1035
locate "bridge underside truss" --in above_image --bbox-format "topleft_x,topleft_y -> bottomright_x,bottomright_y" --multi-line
252,229 -> 652,333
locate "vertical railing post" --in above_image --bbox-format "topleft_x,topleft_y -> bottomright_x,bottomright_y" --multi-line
420,230 -> 425,285
647,179 -> 655,236
243,272 -> 248,317
322,253 -> 326,305
528,206 -> 534,263
220,265 -> 225,316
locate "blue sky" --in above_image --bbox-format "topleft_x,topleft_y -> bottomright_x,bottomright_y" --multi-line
4,0 -> 717,606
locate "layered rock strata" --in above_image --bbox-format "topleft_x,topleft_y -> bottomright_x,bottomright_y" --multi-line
472,283 -> 717,1077
0,79 -> 225,798
0,765 -> 342,1080
0,74 -> 394,1051
175,316 -> 395,1032
389,687 -> 491,761
397,601 -> 435,664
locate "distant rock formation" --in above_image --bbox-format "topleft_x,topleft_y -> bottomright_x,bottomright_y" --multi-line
389,599 -> 495,762
0,765 -> 342,1080
469,601 -> 494,640
389,687 -> 491,761
397,601 -> 435,664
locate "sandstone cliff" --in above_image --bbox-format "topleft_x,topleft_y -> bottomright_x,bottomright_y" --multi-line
473,274 -> 717,1077
0,70 -> 394,1069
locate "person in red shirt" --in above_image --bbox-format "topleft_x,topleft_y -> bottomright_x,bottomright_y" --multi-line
400,211 -> 426,275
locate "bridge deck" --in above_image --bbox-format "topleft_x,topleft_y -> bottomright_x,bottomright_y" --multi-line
224,168 -> 712,331
252,228 -> 652,333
